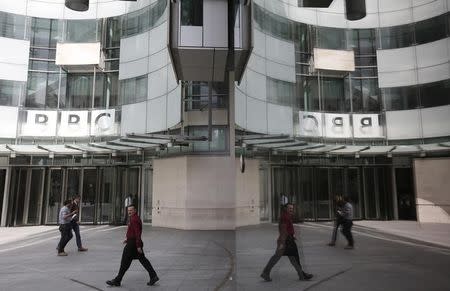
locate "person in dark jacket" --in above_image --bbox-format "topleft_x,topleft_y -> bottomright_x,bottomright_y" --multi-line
328,195 -> 344,246
106,204 -> 159,287
260,203 -> 313,282
70,195 -> 88,251
341,196 -> 354,249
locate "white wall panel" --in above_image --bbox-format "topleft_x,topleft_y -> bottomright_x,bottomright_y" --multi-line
27,1 -> 64,19
148,66 -> 168,99
167,65 -> 179,91
0,0 -> 27,14
149,49 -> 168,73
96,1 -> 128,18
266,60 -> 296,83
167,86 -> 181,128
378,70 -> 418,88
247,54 -> 266,75
119,57 -> 149,80
0,106 -> 18,138
377,46 -> 416,72
63,3 -> 97,19
347,13 -> 379,29
203,0 -> 228,47
0,63 -> 28,82
379,10 -> 414,27
416,38 -> 449,68
317,11 -> 347,28
288,7 -> 318,25
120,102 -> 147,136
120,32 -> 150,63
386,110 -> 422,139
421,105 -> 450,138
245,70 -> 266,101
235,88 -> 247,129
246,97 -> 267,133
265,34 -> 295,66
417,63 -> 450,84
149,22 -> 168,55
413,0 -> 446,22
378,0 -> 412,12
267,103 -> 293,135
146,96 -> 167,133
253,29 -> 266,57
0,37 -> 29,82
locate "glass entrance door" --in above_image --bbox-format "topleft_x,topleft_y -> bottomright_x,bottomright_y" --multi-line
8,168 -> 45,226
81,168 -> 97,224
45,168 -> 65,224
97,167 -> 114,224
0,169 -> 7,226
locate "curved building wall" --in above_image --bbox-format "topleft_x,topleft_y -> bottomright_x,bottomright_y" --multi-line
236,0 -> 450,142
0,0 -> 181,142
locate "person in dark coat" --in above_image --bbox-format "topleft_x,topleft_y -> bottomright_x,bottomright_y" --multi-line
328,195 -> 344,246
260,203 -> 313,282
106,205 -> 159,287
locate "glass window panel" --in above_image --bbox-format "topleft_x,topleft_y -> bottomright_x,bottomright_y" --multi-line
0,11 -> 26,39
30,48 -> 56,60
210,128 -> 226,151
320,77 -> 348,112
0,79 -> 23,106
106,73 -> 119,107
65,19 -> 98,42
181,0 -> 203,26
120,78 -> 135,105
267,77 -> 295,106
94,73 -> 105,108
382,86 -> 418,111
350,29 -> 376,55
297,76 -> 319,111
26,72 -> 59,108
379,24 -> 414,49
105,17 -> 121,48
415,14 -> 447,45
317,26 -> 346,49
30,18 -> 63,48
352,79 -> 380,112
64,74 -> 93,108
136,75 -> 148,103
420,79 -> 450,108
122,10 -> 139,37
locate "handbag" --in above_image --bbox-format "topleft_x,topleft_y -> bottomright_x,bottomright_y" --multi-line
283,236 -> 299,257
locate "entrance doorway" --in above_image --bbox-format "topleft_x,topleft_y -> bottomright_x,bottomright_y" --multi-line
8,168 -> 45,226
395,167 -> 416,220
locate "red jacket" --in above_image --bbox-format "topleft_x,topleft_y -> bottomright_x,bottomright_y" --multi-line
126,213 -> 143,248
278,211 -> 295,242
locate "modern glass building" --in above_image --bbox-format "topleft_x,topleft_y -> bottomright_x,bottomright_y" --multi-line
0,0 -> 449,228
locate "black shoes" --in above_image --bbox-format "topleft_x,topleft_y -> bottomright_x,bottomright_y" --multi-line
147,276 -> 160,286
299,271 -> 313,281
106,279 -> 121,287
260,272 -> 272,282
327,242 -> 336,246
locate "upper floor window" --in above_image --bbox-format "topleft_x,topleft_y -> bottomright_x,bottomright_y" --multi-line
181,0 -> 203,26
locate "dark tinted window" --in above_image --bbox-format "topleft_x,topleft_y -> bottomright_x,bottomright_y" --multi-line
379,24 -> 414,49
382,86 -> 418,110
0,11 -> 26,39
415,14 -> 447,45
0,79 -> 23,106
420,80 -> 450,108
181,0 -> 203,26
316,26 -> 346,49
352,79 -> 380,112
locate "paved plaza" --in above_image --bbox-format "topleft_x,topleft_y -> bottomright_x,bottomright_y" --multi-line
0,222 -> 450,291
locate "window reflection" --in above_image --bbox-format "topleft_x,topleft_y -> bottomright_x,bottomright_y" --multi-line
65,19 -> 99,43
64,74 -> 94,109
181,0 -> 203,26
0,80 -> 23,106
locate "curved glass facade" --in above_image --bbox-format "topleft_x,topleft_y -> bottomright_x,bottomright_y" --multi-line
235,3 -> 450,143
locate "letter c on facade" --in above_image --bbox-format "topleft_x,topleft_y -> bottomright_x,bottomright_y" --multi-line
35,114 -> 48,124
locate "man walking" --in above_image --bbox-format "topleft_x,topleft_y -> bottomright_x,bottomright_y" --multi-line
261,203 -> 313,282
57,199 -> 77,256
341,196 -> 354,249
123,194 -> 133,225
70,195 -> 88,252
106,205 -> 159,287
328,195 -> 344,246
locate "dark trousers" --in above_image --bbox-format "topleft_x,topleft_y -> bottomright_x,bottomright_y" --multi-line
330,217 -> 344,243
71,221 -> 82,249
342,219 -> 354,246
57,224 -> 73,253
115,240 -> 157,282
262,241 -> 304,278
